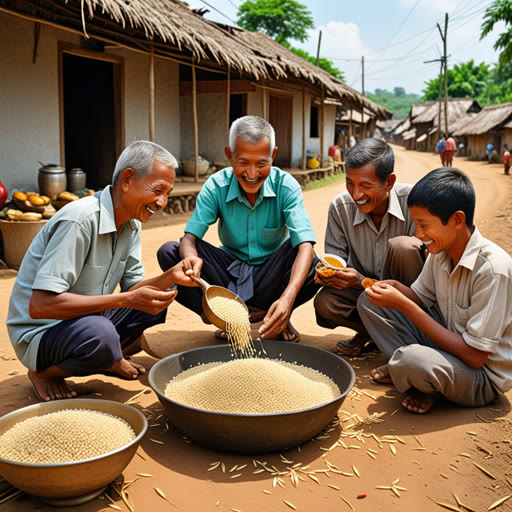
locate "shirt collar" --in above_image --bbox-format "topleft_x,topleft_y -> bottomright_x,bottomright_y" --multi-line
439,225 -> 481,272
98,186 -> 138,235
225,167 -> 277,206
353,186 -> 406,226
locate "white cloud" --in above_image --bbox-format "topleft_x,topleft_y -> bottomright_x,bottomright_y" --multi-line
399,0 -> 458,15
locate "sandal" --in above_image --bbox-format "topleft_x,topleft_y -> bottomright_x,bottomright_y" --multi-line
336,334 -> 373,357
279,322 -> 300,343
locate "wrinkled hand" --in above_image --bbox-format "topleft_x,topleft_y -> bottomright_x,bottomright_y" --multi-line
128,286 -> 177,314
258,298 -> 293,340
365,281 -> 409,311
171,256 -> 203,287
315,267 -> 363,289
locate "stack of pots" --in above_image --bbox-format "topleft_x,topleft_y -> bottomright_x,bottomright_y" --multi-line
38,165 -> 87,197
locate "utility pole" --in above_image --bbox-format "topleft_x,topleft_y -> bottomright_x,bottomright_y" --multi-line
361,55 -> 365,139
424,13 -> 449,140
316,30 -> 322,66
437,13 -> 448,136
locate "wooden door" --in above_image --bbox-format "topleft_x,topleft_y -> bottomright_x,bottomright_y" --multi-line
269,94 -> 293,168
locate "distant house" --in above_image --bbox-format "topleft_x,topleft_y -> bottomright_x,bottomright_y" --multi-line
0,0 -> 390,194
453,102 -> 512,160
399,99 -> 481,153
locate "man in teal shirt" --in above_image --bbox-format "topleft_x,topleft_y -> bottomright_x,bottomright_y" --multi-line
158,116 -> 319,341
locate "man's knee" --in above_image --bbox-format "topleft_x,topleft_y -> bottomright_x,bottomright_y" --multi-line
157,241 -> 181,271
387,236 -> 422,258
389,345 -> 432,375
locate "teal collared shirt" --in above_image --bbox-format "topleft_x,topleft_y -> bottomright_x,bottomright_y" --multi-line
7,186 -> 143,371
185,167 -> 316,265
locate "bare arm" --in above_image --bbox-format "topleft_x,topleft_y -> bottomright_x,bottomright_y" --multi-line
366,283 -> 489,369
259,242 -> 314,339
29,258 -> 200,320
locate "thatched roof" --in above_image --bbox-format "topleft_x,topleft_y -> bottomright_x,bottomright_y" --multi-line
453,102 -> 512,136
410,101 -> 437,120
393,118 -> 411,136
1,0 -> 391,119
336,109 -> 372,124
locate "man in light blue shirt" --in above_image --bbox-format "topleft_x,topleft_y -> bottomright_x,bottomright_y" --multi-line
158,116 -> 319,341
7,141 -> 199,401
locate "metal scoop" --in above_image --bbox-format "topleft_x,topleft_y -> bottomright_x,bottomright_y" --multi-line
190,276 -> 248,330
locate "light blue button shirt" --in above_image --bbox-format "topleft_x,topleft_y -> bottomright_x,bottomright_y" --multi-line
7,186 -> 143,371
185,167 -> 316,265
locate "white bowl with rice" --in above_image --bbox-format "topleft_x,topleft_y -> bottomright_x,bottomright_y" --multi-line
0,398 -> 147,505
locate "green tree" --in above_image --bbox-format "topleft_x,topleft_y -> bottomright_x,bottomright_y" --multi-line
422,61 -> 489,100
366,88 -> 420,119
394,87 -> 406,97
481,0 -> 512,65
237,0 -> 314,44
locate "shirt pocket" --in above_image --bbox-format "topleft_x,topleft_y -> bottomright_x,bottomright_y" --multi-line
261,225 -> 287,241
453,302 -> 471,333
71,264 -> 108,295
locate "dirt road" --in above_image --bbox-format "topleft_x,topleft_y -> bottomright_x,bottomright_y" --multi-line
0,146 -> 511,511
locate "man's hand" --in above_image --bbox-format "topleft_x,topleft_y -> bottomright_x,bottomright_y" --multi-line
170,256 -> 203,286
315,267 -> 363,290
127,286 -> 178,315
364,281 -> 411,311
258,297 -> 293,340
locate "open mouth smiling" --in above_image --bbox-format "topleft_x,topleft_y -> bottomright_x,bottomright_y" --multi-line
145,205 -> 157,214
243,176 -> 260,184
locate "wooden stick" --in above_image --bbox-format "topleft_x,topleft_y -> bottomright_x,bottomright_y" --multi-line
226,63 -> 230,146
149,43 -> 155,142
302,85 -> 306,170
32,21 -> 41,64
320,85 -> 325,167
192,60 -> 199,183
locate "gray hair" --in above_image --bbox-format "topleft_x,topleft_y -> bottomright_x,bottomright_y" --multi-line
229,116 -> 276,157
112,140 -> 178,185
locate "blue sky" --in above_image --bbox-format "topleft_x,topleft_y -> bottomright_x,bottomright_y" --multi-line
183,0 -> 504,96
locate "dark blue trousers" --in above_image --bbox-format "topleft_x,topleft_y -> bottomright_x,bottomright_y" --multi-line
37,307 -> 167,376
157,239 -> 320,318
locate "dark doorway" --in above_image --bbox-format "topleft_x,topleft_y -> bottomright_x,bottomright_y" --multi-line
62,51 -> 122,190
269,94 -> 293,168
230,94 -> 247,125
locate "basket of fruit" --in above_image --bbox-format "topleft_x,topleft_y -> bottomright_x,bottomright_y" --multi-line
0,190 -> 88,269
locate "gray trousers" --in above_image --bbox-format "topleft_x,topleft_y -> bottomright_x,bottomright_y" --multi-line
315,236 -> 426,332
358,293 -> 498,407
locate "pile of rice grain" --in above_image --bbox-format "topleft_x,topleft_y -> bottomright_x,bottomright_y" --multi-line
165,358 -> 340,414
0,409 -> 135,464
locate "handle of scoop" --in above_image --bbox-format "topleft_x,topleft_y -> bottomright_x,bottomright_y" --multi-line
190,275 -> 210,292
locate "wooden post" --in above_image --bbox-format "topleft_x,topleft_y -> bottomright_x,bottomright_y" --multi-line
361,56 -> 365,139
226,63 -> 231,146
149,44 -> 155,142
302,85 -> 306,170
320,85 -> 325,167
192,61 -> 199,183
349,109 -> 353,146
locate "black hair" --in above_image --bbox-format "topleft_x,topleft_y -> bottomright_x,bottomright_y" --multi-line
407,167 -> 475,227
345,138 -> 394,183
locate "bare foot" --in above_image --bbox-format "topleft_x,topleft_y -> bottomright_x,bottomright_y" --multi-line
106,358 -> 146,380
402,388 -> 440,414
371,365 -> 393,384
28,369 -> 77,402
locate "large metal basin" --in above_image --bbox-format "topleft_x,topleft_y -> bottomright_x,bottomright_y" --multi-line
0,398 -> 147,504
149,341 -> 355,454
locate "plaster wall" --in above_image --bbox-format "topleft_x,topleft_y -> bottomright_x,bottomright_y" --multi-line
0,12 -> 181,193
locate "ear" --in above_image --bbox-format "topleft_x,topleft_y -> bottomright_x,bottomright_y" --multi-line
120,168 -> 136,191
384,173 -> 396,191
225,147 -> 233,166
451,210 -> 466,228
271,146 -> 278,163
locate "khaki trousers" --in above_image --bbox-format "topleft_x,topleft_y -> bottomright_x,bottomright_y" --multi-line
314,236 -> 426,333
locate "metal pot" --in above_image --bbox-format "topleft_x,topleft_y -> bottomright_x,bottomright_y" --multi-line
67,168 -> 86,192
38,164 -> 67,198
148,341 -> 355,454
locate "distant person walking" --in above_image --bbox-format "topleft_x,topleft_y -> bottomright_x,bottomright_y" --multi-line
444,135 -> 456,167
504,145 -> 511,175
486,141 -> 494,162
436,136 -> 446,166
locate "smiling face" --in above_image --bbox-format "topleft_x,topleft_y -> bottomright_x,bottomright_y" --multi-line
410,205 -> 461,256
225,137 -> 278,206
121,160 -> 175,224
345,163 -> 396,217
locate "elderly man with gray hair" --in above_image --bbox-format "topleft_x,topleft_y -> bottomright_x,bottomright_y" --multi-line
158,115 -> 319,342
7,140 -> 199,402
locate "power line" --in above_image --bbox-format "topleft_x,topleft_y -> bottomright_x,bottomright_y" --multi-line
198,0 -> 238,25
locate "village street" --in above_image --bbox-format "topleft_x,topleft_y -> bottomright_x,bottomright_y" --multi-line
0,145 -> 511,511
